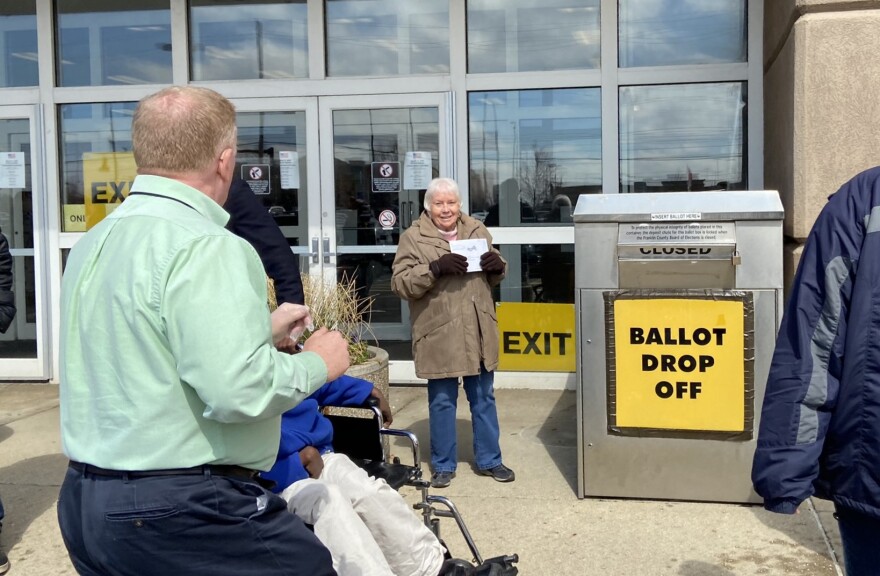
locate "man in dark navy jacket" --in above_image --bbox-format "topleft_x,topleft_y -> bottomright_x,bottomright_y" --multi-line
752,167 -> 880,575
225,178 -> 304,306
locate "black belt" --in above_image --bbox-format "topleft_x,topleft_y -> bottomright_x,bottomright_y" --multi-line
68,460 -> 263,485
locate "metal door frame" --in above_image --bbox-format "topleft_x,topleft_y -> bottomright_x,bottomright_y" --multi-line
317,93 -> 454,342
0,104 -> 50,380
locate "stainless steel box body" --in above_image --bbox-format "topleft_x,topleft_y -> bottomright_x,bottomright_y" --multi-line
573,191 -> 783,503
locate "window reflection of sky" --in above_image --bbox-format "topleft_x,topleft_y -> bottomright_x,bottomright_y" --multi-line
619,0 -> 746,67
326,0 -> 449,77
56,2 -> 172,87
0,4 -> 38,87
469,89 -> 601,224
468,0 -> 600,73
190,2 -> 308,81
619,83 -> 745,192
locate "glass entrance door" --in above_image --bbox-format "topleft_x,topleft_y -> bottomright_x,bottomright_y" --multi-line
0,106 -> 48,379
230,94 -> 451,377
318,94 -> 452,361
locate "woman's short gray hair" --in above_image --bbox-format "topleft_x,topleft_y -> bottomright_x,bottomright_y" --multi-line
423,177 -> 461,210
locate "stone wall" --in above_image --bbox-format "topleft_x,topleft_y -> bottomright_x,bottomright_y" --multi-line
764,0 -> 880,294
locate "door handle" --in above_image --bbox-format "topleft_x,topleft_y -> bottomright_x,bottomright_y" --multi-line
403,200 -> 414,228
311,237 -> 320,264
322,237 -> 336,264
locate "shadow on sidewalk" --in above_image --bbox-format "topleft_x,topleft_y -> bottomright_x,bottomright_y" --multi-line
678,560 -> 736,575
0,453 -> 68,552
750,504 -> 838,568
395,416 -> 477,471
534,390 -> 578,493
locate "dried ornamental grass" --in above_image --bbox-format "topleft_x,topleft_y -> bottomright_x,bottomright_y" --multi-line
301,273 -> 375,365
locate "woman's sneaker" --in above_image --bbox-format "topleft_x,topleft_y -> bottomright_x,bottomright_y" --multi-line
477,464 -> 515,483
431,471 -> 455,488
0,547 -> 9,574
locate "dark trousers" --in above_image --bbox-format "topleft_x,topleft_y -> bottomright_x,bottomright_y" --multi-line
835,505 -> 880,576
58,465 -> 336,576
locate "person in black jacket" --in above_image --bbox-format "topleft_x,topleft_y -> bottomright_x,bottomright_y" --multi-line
225,178 -> 304,306
0,493 -> 7,574
0,226 -> 14,335
0,225 -> 12,574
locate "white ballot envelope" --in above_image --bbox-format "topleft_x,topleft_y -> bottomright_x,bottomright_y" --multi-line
449,239 -> 489,272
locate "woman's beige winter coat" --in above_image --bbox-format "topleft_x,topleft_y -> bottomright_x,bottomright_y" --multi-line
391,211 -> 505,379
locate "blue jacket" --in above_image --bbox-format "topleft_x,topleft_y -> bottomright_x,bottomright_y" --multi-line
752,167 -> 880,518
262,375 -> 374,493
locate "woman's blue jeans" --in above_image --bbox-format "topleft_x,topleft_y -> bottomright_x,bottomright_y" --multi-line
836,504 -> 880,576
427,364 -> 502,473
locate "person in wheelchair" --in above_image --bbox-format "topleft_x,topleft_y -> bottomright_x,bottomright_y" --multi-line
261,373 -> 452,576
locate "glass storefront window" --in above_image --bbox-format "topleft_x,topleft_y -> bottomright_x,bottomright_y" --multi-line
190,1 -> 308,81
56,0 -> 172,87
619,82 -> 746,193
501,244 -> 575,304
58,102 -> 136,232
235,111 -> 308,247
469,88 -> 601,226
326,0 -> 449,77
619,0 -> 747,68
467,0 -> 600,73
0,1 -> 37,88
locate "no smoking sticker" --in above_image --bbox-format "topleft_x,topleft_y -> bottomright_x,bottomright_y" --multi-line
378,209 -> 397,229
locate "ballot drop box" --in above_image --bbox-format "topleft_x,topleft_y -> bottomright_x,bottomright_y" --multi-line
573,191 -> 783,503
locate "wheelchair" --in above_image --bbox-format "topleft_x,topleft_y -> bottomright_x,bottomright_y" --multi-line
325,399 -> 519,576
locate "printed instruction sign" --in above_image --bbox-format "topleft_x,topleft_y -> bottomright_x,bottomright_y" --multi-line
610,295 -> 748,434
371,162 -> 401,193
278,151 -> 300,189
242,164 -> 271,195
83,151 -> 137,230
403,151 -> 432,189
498,302 -> 576,372
0,152 -> 25,189
619,222 -> 735,244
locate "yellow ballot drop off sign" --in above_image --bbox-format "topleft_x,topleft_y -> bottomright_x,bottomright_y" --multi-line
612,297 -> 746,432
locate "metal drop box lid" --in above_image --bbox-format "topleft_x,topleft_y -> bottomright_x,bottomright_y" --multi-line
572,190 -> 783,223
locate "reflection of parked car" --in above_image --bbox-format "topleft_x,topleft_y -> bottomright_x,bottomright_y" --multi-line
471,211 -> 488,222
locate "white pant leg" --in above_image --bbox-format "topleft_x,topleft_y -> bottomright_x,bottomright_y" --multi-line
281,478 -> 394,576
321,453 -> 445,576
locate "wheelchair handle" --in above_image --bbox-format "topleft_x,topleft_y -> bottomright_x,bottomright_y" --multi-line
360,397 -> 421,467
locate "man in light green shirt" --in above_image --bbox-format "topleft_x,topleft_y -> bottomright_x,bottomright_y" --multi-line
57,86 -> 346,576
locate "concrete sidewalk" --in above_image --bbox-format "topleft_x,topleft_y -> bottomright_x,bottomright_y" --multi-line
0,383 -> 844,575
